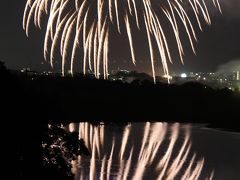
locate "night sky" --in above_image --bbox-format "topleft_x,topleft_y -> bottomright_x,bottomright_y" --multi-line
0,0 -> 240,75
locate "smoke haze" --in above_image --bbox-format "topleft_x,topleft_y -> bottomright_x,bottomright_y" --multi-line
216,59 -> 240,73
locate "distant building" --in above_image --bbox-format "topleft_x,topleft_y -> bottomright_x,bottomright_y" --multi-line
110,70 -> 153,83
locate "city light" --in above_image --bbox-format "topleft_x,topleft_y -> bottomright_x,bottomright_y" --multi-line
181,73 -> 187,78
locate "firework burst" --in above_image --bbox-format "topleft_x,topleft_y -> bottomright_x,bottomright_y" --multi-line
23,0 -> 222,82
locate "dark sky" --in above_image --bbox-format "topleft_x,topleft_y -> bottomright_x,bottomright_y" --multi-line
0,0 -> 240,75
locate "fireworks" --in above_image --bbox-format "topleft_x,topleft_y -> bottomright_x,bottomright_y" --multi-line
23,0 -> 221,82
71,122 -> 214,180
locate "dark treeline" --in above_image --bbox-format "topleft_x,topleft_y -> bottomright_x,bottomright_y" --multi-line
2,65 -> 239,126
0,61 -> 240,179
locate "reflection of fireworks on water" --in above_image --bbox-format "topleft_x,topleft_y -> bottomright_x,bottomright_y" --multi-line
23,0 -> 221,82
68,122 -> 214,180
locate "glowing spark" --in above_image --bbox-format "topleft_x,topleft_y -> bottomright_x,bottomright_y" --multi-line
144,14 -> 156,83
114,0 -> 121,33
125,13 -> 136,65
62,17 -> 76,76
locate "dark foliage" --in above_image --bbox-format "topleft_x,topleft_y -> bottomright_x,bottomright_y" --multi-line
42,124 -> 89,177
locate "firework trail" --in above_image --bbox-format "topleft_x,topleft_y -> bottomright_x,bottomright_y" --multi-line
72,122 -> 213,180
23,0 -> 221,82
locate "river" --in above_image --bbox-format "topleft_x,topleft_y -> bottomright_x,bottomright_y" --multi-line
65,122 -> 240,180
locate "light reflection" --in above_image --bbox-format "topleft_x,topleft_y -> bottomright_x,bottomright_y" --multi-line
120,125 -> 131,160
71,122 -> 213,180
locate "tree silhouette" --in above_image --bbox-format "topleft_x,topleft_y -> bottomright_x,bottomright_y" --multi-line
0,61 -> 7,75
42,124 -> 90,177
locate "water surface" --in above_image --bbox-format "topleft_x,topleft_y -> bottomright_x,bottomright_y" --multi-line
66,122 -> 240,180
